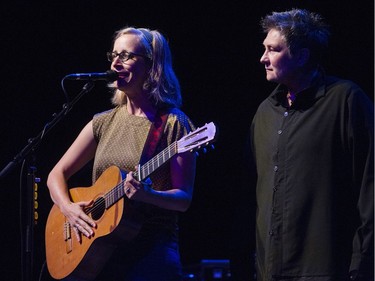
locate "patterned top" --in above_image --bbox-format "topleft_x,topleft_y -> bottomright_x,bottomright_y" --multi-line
92,105 -> 195,230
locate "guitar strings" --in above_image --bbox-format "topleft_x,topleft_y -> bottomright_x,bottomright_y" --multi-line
84,142 -> 177,219
139,142 -> 177,179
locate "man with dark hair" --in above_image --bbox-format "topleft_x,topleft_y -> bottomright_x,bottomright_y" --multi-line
244,8 -> 373,281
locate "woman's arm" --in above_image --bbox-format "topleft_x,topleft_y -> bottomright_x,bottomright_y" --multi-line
124,151 -> 196,212
47,121 -> 98,241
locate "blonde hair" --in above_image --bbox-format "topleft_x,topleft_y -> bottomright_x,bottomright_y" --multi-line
109,27 -> 182,109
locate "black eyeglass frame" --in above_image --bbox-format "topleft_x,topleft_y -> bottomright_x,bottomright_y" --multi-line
107,50 -> 151,63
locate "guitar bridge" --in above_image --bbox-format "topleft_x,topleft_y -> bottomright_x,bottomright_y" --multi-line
64,222 -> 72,253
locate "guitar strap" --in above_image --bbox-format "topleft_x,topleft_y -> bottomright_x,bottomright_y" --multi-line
139,110 -> 169,168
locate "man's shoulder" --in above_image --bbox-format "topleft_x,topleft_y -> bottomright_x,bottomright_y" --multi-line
325,75 -> 361,91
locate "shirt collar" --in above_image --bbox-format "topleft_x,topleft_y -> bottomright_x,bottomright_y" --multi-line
270,70 -> 326,110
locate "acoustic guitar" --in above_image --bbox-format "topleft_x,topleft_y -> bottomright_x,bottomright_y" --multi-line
45,122 -> 217,280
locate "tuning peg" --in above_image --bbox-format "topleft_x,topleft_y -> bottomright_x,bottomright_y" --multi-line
195,151 -> 199,157
210,144 -> 215,150
202,148 -> 207,153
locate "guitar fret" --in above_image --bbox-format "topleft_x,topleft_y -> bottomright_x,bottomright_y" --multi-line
119,183 -> 124,197
105,194 -> 109,207
105,182 -> 123,209
163,148 -> 167,163
106,192 -> 112,207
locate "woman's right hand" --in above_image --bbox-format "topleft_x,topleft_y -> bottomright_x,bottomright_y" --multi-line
60,200 -> 97,243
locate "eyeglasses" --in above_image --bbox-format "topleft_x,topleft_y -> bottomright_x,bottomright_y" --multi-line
107,50 -> 150,63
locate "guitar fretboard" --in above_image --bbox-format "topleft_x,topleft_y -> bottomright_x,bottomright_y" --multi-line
103,141 -> 178,209
137,142 -> 178,180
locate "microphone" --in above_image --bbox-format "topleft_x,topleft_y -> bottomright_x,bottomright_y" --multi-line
65,70 -> 118,82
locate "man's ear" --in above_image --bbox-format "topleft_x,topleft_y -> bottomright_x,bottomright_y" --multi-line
297,48 -> 310,66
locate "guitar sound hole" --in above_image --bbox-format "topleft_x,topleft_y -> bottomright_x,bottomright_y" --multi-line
90,197 -> 105,220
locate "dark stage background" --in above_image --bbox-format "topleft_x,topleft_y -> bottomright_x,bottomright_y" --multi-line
0,1 -> 373,280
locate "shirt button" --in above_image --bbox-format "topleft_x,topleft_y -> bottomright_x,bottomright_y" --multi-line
274,166 -> 278,172
284,111 -> 289,117
277,130 -> 282,135
269,230 -> 274,236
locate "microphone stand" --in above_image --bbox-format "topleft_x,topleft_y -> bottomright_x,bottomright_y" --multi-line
0,81 -> 95,281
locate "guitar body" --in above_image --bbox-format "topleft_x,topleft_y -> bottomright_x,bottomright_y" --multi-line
45,166 -> 143,280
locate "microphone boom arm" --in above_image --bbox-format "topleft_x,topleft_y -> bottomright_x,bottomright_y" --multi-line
0,81 -> 95,178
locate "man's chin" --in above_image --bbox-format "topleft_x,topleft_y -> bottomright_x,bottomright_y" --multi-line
266,76 -> 277,82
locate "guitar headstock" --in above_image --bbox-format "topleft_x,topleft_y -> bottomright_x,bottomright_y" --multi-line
177,122 -> 218,154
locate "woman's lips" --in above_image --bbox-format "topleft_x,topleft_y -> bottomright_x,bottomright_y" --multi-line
117,72 -> 130,83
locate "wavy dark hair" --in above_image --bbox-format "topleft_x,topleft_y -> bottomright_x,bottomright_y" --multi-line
260,9 -> 330,66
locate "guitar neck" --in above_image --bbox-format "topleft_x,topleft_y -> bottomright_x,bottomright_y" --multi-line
134,141 -> 178,181
103,141 -> 178,209
101,121 -> 217,210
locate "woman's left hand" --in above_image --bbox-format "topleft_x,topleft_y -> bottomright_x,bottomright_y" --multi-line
124,171 -> 152,199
